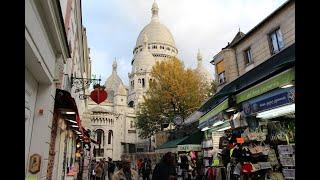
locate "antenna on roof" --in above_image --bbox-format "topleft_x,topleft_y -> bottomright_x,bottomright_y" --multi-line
238,24 -> 240,32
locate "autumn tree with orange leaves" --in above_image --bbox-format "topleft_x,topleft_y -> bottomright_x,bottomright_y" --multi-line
136,57 -> 213,138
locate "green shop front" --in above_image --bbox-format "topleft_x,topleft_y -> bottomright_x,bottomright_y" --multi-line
196,43 -> 295,178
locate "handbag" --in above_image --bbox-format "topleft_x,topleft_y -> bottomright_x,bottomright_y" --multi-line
252,163 -> 261,172
267,149 -> 279,166
258,162 -> 272,170
242,162 -> 253,173
266,171 -> 285,180
249,144 -> 263,155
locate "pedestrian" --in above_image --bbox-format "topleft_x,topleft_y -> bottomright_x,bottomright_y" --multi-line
112,157 -> 139,180
95,161 -> 104,180
141,158 -> 152,180
152,152 -> 176,180
108,157 -> 116,180
137,158 -> 143,176
103,158 -> 108,180
90,160 -> 97,180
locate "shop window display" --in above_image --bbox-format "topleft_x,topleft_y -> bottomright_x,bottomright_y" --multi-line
214,110 -> 295,180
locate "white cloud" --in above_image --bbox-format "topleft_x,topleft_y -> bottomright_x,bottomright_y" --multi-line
83,0 -> 287,85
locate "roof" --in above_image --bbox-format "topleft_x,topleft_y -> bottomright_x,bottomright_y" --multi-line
226,0 -> 293,48
157,131 -> 203,149
199,43 -> 295,113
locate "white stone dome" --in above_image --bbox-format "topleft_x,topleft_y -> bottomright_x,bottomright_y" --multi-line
136,22 -> 176,48
135,1 -> 176,48
133,35 -> 156,72
105,60 -> 124,92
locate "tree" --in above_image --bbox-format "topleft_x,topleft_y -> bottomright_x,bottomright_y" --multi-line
136,57 -> 210,139
206,80 -> 218,97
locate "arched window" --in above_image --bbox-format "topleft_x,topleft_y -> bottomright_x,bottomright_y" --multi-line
138,79 -> 141,83
108,130 -> 113,144
142,78 -> 145,87
130,121 -> 133,128
128,101 -> 134,107
96,129 -> 105,146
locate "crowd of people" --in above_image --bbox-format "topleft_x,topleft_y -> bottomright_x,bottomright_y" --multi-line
88,152 -> 206,180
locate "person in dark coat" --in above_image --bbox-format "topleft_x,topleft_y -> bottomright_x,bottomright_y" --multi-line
152,152 -> 176,180
142,158 -> 152,180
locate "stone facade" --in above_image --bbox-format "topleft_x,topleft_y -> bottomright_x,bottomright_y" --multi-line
25,0 -> 70,179
212,0 -> 295,89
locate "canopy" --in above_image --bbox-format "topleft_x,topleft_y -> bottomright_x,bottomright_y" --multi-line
156,131 -> 203,152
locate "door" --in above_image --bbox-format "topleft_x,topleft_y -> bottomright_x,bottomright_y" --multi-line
25,68 -> 39,174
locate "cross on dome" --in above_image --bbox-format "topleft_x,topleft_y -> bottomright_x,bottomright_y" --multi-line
197,49 -> 203,62
112,59 -> 117,72
151,0 -> 159,21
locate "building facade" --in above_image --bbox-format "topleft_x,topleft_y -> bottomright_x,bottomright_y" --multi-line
25,0 -> 70,179
212,0 -> 295,91
26,0 -> 92,179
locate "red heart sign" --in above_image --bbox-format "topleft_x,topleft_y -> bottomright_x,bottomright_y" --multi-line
90,88 -> 108,104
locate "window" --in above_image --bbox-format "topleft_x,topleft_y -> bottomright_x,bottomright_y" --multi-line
128,101 -> 134,107
218,72 -> 226,84
138,79 -> 141,83
96,129 -> 105,146
108,130 -> 113,144
152,45 -> 157,49
142,78 -> 145,87
140,48 -> 142,52
166,47 -> 170,51
216,60 -> 226,84
244,48 -> 253,65
269,28 -> 284,54
130,121 -> 133,128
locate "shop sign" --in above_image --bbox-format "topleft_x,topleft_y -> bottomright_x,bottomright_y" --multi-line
208,112 -> 224,126
236,138 -> 245,144
199,99 -> 229,124
177,144 -> 201,152
236,68 -> 294,103
243,87 -> 295,116
28,154 -> 41,174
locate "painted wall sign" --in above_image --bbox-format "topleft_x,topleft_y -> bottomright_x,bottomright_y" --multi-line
236,68 -> 294,103
243,87 -> 295,116
29,154 -> 41,174
177,144 -> 202,152
199,99 -> 229,124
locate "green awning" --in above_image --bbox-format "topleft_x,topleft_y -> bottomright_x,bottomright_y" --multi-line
157,136 -> 189,150
157,131 -> 203,150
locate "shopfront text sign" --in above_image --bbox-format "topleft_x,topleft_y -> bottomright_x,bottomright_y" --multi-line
199,99 -> 229,124
236,68 -> 294,103
29,154 -> 41,174
177,144 -> 202,152
236,138 -> 245,144
243,87 -> 295,116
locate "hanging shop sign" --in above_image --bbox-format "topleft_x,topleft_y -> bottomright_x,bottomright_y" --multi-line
28,154 -> 41,174
177,144 -> 202,152
199,99 -> 229,125
242,87 -> 295,116
236,68 -> 294,103
90,84 -> 108,104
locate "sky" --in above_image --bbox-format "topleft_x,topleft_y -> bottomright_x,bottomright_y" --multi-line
82,0 -> 287,86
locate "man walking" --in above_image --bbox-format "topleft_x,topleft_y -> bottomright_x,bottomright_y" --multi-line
112,157 -> 139,180
108,157 -> 116,180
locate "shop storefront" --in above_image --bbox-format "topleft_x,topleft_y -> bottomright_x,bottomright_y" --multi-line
47,89 -> 95,180
197,67 -> 295,179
